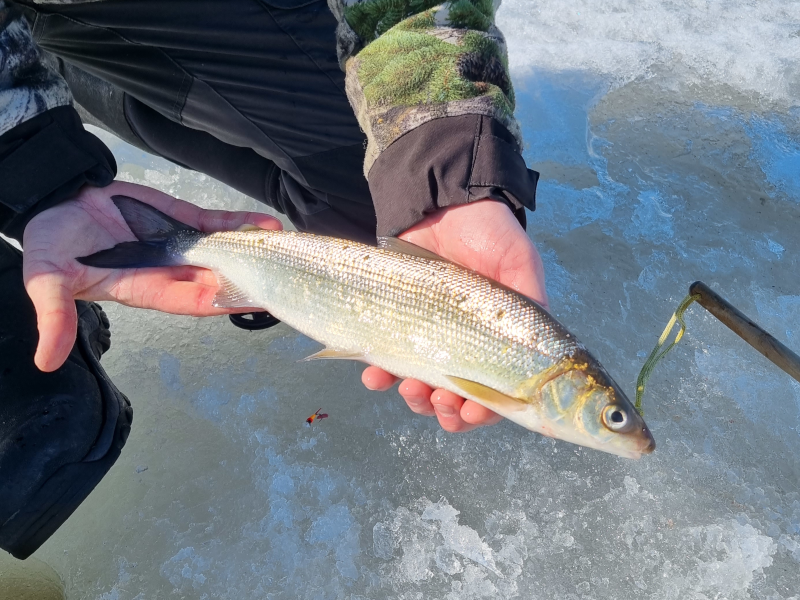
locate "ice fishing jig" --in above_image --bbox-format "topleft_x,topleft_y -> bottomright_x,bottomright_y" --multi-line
306,409 -> 329,425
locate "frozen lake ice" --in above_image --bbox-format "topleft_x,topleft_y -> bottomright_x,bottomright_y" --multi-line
5,0 -> 800,598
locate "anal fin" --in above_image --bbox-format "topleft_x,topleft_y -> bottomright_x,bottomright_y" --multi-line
445,376 -> 526,413
212,273 -> 259,309
302,348 -> 367,362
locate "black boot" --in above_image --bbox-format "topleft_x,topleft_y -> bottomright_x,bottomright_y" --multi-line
0,239 -> 132,559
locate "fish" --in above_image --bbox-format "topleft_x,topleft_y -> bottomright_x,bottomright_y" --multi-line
306,408 -> 329,425
78,196 -> 655,459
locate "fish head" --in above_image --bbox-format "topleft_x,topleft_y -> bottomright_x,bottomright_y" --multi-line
518,350 -> 656,459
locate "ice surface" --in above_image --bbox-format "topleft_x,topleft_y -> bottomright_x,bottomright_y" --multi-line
499,0 -> 800,106
9,1 -> 799,598
421,499 -> 503,577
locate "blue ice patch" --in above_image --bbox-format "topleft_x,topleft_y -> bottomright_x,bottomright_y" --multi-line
624,190 -> 675,245
514,70 -> 607,167
745,115 -> 800,201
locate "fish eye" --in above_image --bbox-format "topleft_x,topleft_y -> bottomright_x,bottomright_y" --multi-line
602,405 -> 628,431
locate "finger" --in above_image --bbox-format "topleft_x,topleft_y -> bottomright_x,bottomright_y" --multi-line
399,379 -> 436,416
150,194 -> 282,233
86,266 -> 256,316
460,400 -> 503,426
194,208 -> 282,234
430,389 -> 480,433
151,265 -> 219,286
25,272 -> 78,373
361,366 -> 398,391
123,277 -> 250,316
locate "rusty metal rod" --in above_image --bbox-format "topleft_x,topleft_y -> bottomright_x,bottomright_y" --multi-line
689,281 -> 800,385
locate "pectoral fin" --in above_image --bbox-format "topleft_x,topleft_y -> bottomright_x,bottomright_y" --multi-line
212,274 -> 259,309
302,348 -> 367,362
445,376 -> 526,413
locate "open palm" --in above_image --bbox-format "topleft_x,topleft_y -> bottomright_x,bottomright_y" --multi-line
362,200 -> 549,433
23,181 -> 281,372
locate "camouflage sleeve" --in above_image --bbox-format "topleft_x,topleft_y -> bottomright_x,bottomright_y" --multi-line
0,0 -> 72,136
327,0 -> 537,236
328,0 -> 521,178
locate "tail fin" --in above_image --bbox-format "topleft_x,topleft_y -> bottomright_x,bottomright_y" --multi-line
77,196 -> 200,269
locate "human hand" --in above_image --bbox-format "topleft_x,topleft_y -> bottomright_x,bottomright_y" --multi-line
361,200 -> 548,433
23,181 -> 281,372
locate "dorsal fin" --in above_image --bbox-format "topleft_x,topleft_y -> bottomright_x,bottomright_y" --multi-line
377,237 -> 448,262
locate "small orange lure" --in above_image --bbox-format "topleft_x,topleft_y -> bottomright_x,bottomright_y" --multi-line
306,408 -> 328,425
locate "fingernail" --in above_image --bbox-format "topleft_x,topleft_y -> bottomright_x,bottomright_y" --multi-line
433,404 -> 456,417
364,378 -> 391,391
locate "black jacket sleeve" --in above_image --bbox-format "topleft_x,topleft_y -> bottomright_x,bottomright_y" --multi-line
367,115 -> 538,237
0,105 -> 116,241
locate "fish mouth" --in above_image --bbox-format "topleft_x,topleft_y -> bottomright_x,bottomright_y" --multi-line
609,427 -> 656,459
641,426 -> 656,454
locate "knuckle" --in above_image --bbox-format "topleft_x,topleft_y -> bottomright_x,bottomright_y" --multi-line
406,400 -> 427,411
197,210 -> 212,232
440,421 -> 463,433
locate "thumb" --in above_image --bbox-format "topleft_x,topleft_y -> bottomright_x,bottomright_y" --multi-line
25,272 -> 78,372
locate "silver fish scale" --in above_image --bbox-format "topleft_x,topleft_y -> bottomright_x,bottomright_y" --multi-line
180,230 -> 580,393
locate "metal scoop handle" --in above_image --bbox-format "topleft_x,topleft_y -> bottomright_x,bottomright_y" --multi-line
689,281 -> 800,384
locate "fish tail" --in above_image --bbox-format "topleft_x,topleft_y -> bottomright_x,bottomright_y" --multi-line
77,195 -> 200,269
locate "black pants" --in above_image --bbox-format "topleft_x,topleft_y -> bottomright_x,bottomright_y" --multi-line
18,0 -> 377,244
